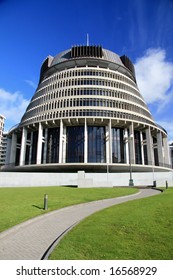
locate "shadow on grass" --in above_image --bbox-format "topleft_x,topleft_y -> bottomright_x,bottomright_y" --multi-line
32,204 -> 44,210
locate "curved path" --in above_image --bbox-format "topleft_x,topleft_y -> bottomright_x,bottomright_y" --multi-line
0,188 -> 160,260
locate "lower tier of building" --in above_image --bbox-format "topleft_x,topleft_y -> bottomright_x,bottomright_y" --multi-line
4,117 -> 171,172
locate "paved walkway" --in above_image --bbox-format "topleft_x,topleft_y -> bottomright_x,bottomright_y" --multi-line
0,188 -> 160,260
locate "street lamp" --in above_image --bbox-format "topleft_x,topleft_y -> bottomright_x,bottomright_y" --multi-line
124,132 -> 134,187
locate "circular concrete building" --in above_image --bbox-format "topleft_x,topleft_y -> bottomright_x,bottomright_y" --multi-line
5,45 -> 171,174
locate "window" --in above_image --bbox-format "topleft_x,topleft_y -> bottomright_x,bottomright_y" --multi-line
88,126 -> 106,163
153,136 -> 159,166
134,130 -> 142,164
31,131 -> 38,164
66,126 -> 84,162
46,128 -> 60,163
112,128 -> 125,163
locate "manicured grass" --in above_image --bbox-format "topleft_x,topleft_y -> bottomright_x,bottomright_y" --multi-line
0,186 -> 137,233
49,188 -> 173,260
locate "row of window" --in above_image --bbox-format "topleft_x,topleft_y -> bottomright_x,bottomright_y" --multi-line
40,78 -> 137,92
22,109 -> 155,127
26,98 -> 151,120
35,78 -> 139,101
39,68 -> 136,90
27,88 -> 147,114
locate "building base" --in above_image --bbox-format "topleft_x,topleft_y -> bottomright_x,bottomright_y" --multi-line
0,170 -> 172,188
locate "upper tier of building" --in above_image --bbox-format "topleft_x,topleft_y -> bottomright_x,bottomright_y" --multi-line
39,46 -> 136,83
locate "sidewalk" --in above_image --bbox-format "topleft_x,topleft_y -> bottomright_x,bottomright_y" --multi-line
0,188 -> 160,260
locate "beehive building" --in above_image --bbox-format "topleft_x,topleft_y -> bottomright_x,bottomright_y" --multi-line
5,45 -> 171,174
0,114 -> 5,167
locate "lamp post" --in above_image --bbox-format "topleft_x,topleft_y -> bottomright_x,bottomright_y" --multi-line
124,132 -> 134,187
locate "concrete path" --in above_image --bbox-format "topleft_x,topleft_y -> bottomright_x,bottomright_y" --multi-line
0,188 -> 160,260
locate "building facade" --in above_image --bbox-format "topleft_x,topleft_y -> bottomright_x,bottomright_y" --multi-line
170,144 -> 173,169
0,114 -> 5,167
0,132 -> 8,166
4,46 -> 171,173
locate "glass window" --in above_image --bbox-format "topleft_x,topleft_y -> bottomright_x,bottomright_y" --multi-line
134,130 -> 142,164
112,128 -> 125,163
15,134 -> 22,166
66,126 -> 84,163
46,128 -> 60,163
153,137 -> 159,166
25,133 -> 31,165
88,126 -> 106,163
31,131 -> 38,164
142,132 -> 148,165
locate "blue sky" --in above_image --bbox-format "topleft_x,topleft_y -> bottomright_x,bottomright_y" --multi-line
0,0 -> 173,142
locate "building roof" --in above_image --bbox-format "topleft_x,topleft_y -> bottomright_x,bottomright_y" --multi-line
0,114 -> 6,120
51,47 -> 125,68
39,46 -> 136,83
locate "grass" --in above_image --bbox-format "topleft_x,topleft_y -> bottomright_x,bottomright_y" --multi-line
0,186 -> 137,233
49,188 -> 173,260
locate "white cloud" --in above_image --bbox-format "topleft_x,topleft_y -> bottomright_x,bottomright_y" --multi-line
25,80 -> 37,89
134,48 -> 173,104
0,88 -> 29,130
156,120 -> 173,144
134,48 -> 173,142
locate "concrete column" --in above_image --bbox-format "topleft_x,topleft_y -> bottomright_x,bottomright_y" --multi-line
59,119 -> 63,163
157,131 -> 164,166
106,125 -> 109,163
84,118 -> 88,163
109,119 -> 112,164
105,119 -> 112,163
9,132 -> 17,165
124,128 -> 129,164
129,123 -> 135,164
62,125 -> 66,163
140,131 -> 144,165
163,136 -> 171,166
146,127 -> 154,165
43,128 -> 48,164
19,127 -> 27,166
5,136 -> 11,165
36,123 -> 43,164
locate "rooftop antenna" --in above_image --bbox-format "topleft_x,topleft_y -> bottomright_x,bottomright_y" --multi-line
87,33 -> 89,46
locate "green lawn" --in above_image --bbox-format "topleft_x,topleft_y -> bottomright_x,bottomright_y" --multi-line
0,186 -> 137,233
49,188 -> 173,260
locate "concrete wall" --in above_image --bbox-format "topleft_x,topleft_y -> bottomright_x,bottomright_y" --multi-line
0,172 -> 78,187
0,171 -> 173,188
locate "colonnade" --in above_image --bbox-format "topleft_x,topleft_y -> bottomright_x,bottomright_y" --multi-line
6,119 -> 171,169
